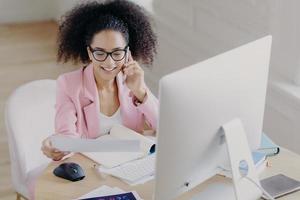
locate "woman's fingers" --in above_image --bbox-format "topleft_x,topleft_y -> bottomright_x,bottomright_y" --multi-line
42,137 -> 51,148
123,64 -> 142,76
41,137 -> 68,160
122,51 -> 142,77
123,65 -> 137,76
51,151 -> 64,157
41,137 -> 52,154
123,61 -> 136,68
51,151 -> 65,160
52,153 -> 65,161
53,151 -> 70,161
122,61 -> 135,77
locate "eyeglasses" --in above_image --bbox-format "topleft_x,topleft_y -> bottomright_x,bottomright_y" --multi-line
88,45 -> 128,62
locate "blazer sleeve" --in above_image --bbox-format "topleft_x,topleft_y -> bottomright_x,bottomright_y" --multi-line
134,87 -> 159,130
54,75 -> 80,138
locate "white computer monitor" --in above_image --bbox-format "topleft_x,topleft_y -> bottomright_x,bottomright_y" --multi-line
154,36 -> 272,200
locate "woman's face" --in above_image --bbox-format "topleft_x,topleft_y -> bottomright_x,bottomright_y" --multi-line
87,30 -> 128,82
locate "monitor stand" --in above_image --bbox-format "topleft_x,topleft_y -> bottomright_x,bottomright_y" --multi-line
191,118 -> 262,200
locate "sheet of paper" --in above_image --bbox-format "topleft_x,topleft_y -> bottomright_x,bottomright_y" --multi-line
110,125 -> 156,154
50,135 -> 140,152
76,185 -> 142,200
83,151 -> 143,168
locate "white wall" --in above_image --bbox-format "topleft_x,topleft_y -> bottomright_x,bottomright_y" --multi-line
269,0 -> 300,85
148,0 -> 272,93
0,0 -> 153,24
150,0 -> 300,154
54,0 -> 79,21
55,0 -> 153,18
0,0 -> 55,23
264,0 -> 300,154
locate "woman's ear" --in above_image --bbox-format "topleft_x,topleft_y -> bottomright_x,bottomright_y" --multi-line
87,46 -> 92,61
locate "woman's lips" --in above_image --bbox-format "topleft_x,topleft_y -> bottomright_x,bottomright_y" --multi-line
100,66 -> 117,72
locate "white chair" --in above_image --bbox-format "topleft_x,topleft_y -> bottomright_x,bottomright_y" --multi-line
5,80 -> 56,200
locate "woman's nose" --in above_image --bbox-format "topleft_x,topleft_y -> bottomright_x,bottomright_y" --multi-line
103,55 -> 116,68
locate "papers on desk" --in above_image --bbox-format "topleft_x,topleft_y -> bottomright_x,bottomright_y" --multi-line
76,185 -> 142,200
82,125 -> 156,168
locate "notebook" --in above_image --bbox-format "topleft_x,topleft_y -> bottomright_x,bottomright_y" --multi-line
261,174 -> 300,199
82,125 -> 156,168
258,133 -> 280,157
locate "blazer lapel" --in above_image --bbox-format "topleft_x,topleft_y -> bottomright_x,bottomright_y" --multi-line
116,71 -> 135,128
82,64 -> 100,138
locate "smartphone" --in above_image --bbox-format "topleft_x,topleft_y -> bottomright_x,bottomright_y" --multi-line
123,47 -> 130,84
125,46 -> 129,63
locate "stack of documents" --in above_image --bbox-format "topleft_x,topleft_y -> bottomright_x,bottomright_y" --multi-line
76,185 -> 142,200
97,153 -> 156,185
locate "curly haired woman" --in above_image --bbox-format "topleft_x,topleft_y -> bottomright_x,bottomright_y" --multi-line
41,0 -> 158,164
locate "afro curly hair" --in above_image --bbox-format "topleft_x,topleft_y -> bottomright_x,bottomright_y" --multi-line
57,0 -> 157,65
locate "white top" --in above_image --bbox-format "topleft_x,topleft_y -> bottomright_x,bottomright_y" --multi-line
99,108 -> 122,135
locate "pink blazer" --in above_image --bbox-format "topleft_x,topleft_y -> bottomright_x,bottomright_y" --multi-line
54,63 -> 158,138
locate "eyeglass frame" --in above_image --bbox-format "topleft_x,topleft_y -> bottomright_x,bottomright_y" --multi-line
88,45 -> 129,62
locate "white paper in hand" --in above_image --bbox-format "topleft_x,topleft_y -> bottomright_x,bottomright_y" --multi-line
50,135 -> 140,152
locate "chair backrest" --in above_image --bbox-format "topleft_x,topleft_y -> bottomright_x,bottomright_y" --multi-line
5,79 -> 56,187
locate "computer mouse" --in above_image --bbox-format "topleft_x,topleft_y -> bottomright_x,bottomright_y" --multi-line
53,162 -> 85,182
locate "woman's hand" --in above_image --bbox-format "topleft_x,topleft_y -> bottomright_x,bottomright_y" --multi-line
41,137 -> 69,161
122,51 -> 147,102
